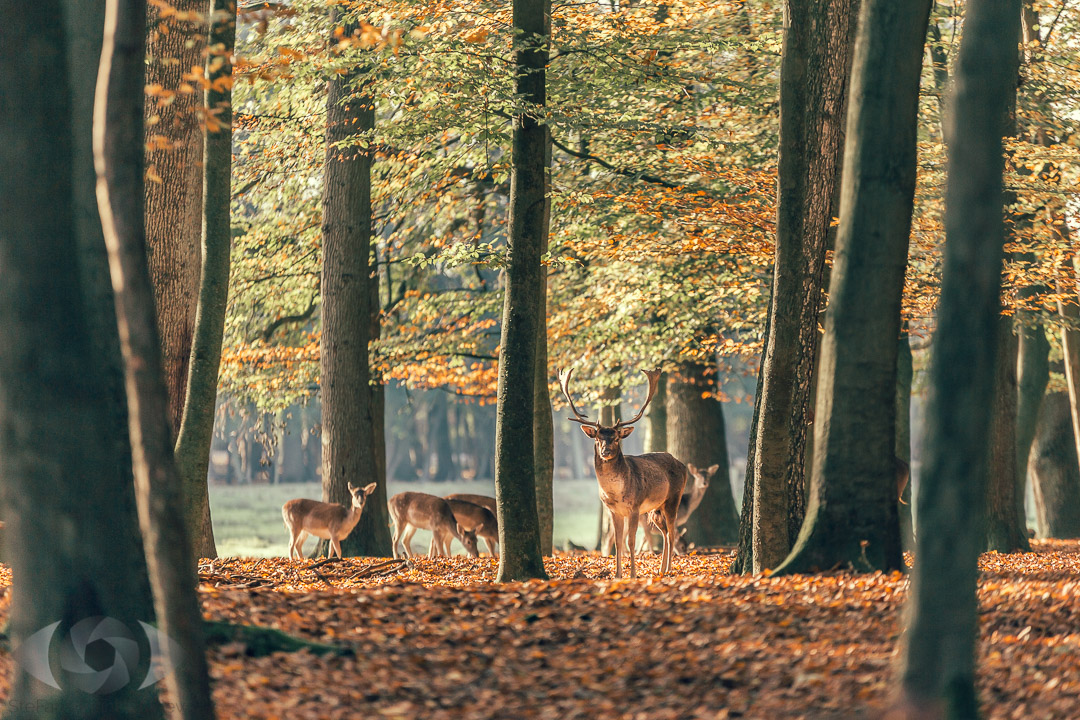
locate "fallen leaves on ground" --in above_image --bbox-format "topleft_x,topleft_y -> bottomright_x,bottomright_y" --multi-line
1,542 -> 1079,719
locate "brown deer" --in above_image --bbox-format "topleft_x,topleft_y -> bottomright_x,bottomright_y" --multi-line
282,482 -> 377,560
388,492 -> 479,559
606,462 -> 719,556
445,497 -> 499,557
559,368 -> 686,578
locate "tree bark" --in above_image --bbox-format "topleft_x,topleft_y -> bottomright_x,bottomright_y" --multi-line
896,329 -> 915,547
95,0 -> 217,716
983,319 -> 1030,552
774,0 -> 928,575
144,0 -> 205,436
1059,257 -> 1080,468
1029,391 -> 1080,538
1016,320 -> 1049,516
173,0 -> 237,561
494,0 -> 550,581
534,131 -> 555,556
319,12 -> 392,557
643,372 -> 668,453
0,2 -> 163,716
667,365 -> 738,545
896,0 -> 1020,715
748,0 -> 859,574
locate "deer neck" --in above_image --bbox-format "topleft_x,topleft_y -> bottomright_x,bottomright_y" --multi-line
338,503 -> 364,535
594,448 -> 629,485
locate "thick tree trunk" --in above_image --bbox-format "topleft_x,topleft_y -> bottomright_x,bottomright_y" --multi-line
319,15 -> 391,557
429,392 -> 456,481
983,319 -> 1030,552
667,365 -> 738,545
95,0 -> 217,716
0,3 -> 163,716
1030,392 -> 1080,538
774,0 -> 927,575
65,0 -> 154,612
1016,321 -> 1049,516
896,0 -> 1020,715
144,0 -> 205,436
748,0 -> 859,574
494,0 -> 550,581
173,0 -> 237,561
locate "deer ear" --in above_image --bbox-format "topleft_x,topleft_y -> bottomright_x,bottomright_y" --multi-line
362,482 -> 377,496
456,522 -> 466,536
617,426 -> 634,438
348,482 -> 357,492
475,523 -> 484,534
706,464 -> 720,477
581,425 -> 598,438
686,463 -> 697,475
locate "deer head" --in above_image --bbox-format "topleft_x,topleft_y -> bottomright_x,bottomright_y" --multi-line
347,482 -> 377,510
558,368 -> 661,462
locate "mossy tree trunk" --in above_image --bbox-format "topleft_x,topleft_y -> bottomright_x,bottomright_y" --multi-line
743,0 -> 859,574
896,0 -> 1020,714
494,0 -> 550,581
0,2 -> 163,716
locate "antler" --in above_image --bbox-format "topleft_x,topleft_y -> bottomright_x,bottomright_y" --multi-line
558,367 -> 599,427
615,369 -> 662,428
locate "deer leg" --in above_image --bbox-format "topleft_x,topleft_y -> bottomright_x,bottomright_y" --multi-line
627,512 -> 640,579
484,537 -> 498,558
662,506 -> 679,575
391,520 -> 403,559
611,510 -> 625,579
329,537 -> 342,559
293,530 -> 309,560
401,525 -> 417,558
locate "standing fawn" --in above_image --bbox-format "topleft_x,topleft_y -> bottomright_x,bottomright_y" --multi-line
445,497 -> 499,557
388,492 -> 479,559
282,482 -> 377,560
560,368 -> 687,578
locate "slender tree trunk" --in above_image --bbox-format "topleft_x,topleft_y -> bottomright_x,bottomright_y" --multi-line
748,0 -> 859,574
774,0 -> 926,575
0,3 -> 163,716
1059,258 -> 1080,467
896,1 -> 1020,715
1029,391 -> 1080,538
144,0 -> 205,436
429,392 -> 456,481
319,12 -> 391,557
897,329 -> 915,547
534,131 -> 555,556
984,319 -> 1030,551
95,0 -> 217,715
644,372 -> 668,453
732,331 -> 767,574
173,0 -> 237,561
667,365 -> 738,545
494,0 -> 549,581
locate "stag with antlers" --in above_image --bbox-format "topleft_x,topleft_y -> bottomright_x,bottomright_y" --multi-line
559,368 -> 687,578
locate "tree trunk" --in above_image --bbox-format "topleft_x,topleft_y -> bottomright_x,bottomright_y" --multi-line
173,0 -> 237,561
1059,257 -> 1080,468
66,0 -> 154,612
748,0 -> 859,574
643,372 -> 668,453
534,132 -> 555,556
319,14 -> 391,557
95,0 -> 217,715
1016,320 -> 1049,516
0,2 -> 163,716
773,0 -> 922,576
494,0 -> 550,581
1030,392 -> 1080,538
896,0 -> 1020,714
983,319 -> 1030,552
667,365 -> 738,545
144,0 -> 205,436
429,392 -> 456,481
897,329 -> 915,548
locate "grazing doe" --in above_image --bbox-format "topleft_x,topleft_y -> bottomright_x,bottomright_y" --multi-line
560,368 -> 687,578
445,497 -> 499,557
389,492 -> 479,559
282,482 -> 377,560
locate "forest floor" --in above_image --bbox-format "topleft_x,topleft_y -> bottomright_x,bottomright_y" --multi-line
1,541 -> 1078,719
